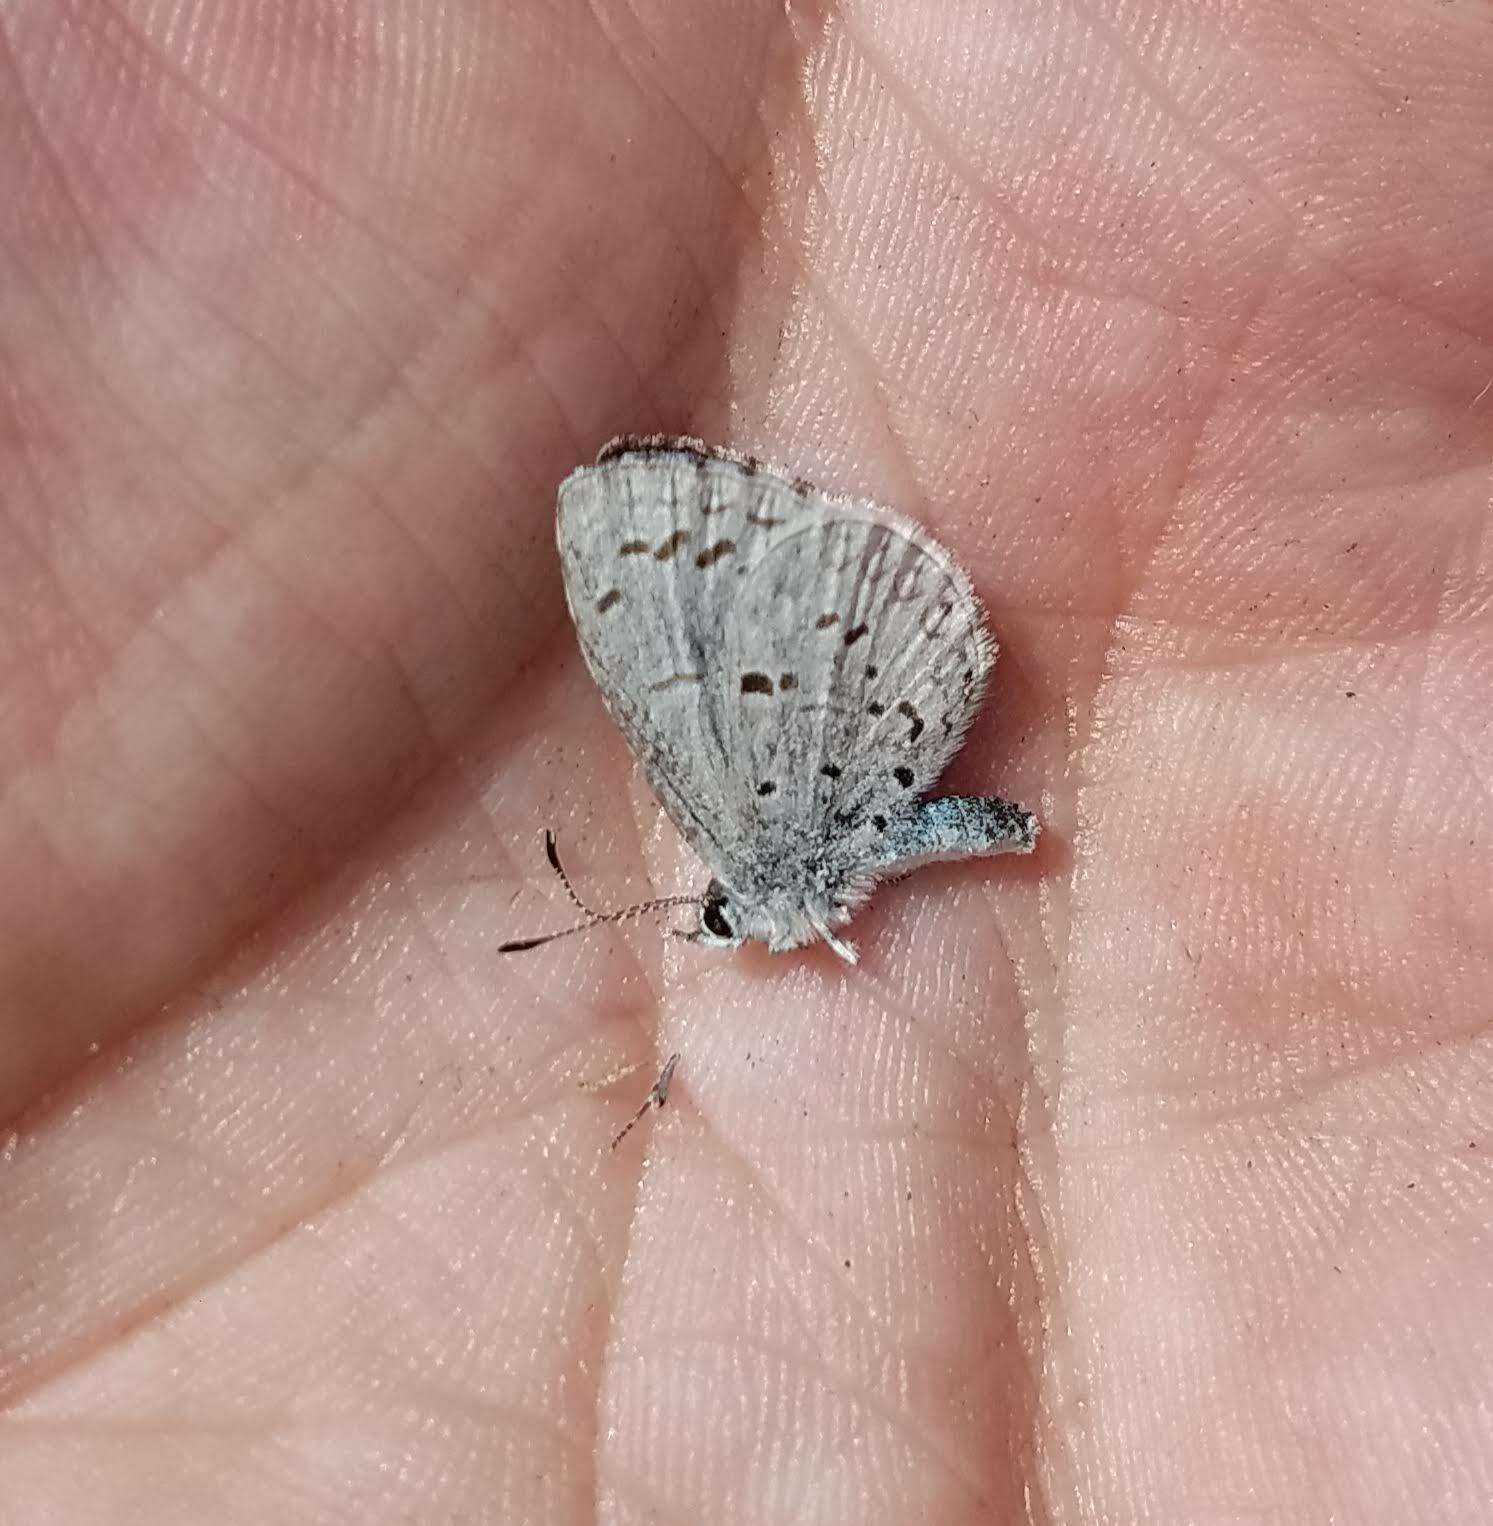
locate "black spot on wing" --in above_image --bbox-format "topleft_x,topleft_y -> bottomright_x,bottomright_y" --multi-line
844,623 -> 868,645
815,613 -> 839,630
820,763 -> 841,779
896,699 -> 924,743
868,701 -> 885,717
654,531 -> 689,561
596,589 -> 622,613
740,672 -> 773,695
756,780 -> 776,797
893,766 -> 914,788
695,539 -> 737,568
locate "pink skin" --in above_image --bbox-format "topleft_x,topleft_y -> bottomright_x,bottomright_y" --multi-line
2,3 -> 1491,1521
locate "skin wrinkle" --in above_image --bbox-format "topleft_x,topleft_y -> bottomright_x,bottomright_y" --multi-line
262,344 -> 539,741
250,237 -> 560,630
1291,9 -> 1440,123
0,20 -> 124,299
86,0 -> 602,513
837,13 -> 1270,323
1110,629 -> 1476,669
789,127 -> 922,501
584,0 -> 927,500
65,0 -> 431,291
603,1323 -> 1000,1506
1111,274 -> 1294,609
307,1387 -> 614,1461
832,20 -> 1180,318
622,1033 -> 889,1338
2,1073 -> 599,1410
529,1151 -> 614,1305
0,467 -> 510,1014
594,1452 -> 700,1526
717,1115 -> 1019,1154
834,939 -> 1023,1136
0,208 -> 521,805
1117,1019 -> 1493,1140
0,483 -> 111,689
1296,1135 -> 1383,1279
536,28 -> 739,420
148,174 -> 521,521
4,1187 -> 365,1407
5,1413 -> 302,1438
996,1077 -> 1061,1437
166,516 -> 441,763
664,1079 -> 940,1361
586,0 -> 761,170
3,177 -> 524,684
447,187 -> 663,458
1294,243 -> 1493,354
1060,0 -> 1299,226
130,618 -> 322,835
1424,552 -> 1493,812
1459,499 -> 1493,611
0,52 -> 282,586
1381,600 -> 1436,872
547,259 -> 674,435
579,0 -> 769,282
5,735 -> 182,901
559,225 -> 720,443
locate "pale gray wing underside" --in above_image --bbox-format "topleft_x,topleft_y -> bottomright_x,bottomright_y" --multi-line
557,442 -> 994,898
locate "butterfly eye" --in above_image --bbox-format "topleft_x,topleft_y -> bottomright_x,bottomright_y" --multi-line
703,897 -> 734,939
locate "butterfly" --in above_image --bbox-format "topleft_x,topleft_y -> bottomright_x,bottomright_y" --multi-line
503,436 -> 1038,963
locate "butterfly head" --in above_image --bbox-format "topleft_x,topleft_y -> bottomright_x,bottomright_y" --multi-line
692,879 -> 859,964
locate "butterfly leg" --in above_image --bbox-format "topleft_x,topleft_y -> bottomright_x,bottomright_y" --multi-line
610,1053 -> 681,1150
876,794 -> 1039,875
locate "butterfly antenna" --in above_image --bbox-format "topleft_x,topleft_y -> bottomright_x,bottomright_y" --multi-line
499,833 -> 699,953
544,829 -> 595,918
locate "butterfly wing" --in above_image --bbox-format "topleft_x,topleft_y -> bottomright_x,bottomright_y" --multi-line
557,440 -> 795,885
714,477 -> 994,897
557,439 -> 993,901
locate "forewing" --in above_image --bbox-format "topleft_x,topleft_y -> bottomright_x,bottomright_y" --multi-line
557,442 -> 818,886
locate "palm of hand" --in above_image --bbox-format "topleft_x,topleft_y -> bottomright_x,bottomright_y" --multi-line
2,4 -> 1490,1521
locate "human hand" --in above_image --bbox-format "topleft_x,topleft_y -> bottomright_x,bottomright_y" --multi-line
2,4 -> 1490,1521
